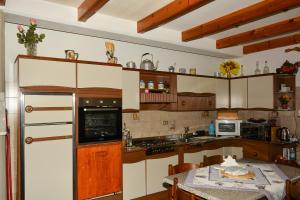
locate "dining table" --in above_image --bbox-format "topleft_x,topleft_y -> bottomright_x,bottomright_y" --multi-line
163,160 -> 300,200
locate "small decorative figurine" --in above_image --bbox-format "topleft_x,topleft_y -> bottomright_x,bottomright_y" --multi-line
105,41 -> 118,64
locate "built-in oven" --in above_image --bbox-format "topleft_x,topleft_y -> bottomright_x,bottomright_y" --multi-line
78,97 -> 122,144
215,119 -> 242,136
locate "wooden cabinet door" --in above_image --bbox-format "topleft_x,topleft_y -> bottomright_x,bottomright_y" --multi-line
122,70 -> 140,111
248,75 -> 274,109
146,155 -> 178,195
18,58 -> 76,87
77,63 -> 122,89
77,142 -> 122,200
243,141 -> 271,161
123,161 -> 146,200
216,79 -> 229,108
231,78 -> 248,108
177,96 -> 215,111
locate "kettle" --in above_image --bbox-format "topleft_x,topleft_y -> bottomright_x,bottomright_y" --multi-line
277,127 -> 290,141
140,53 -> 158,70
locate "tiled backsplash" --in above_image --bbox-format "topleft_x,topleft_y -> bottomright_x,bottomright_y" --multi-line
123,111 -> 216,138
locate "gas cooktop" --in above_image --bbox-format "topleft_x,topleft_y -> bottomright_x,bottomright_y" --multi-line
133,138 -> 176,155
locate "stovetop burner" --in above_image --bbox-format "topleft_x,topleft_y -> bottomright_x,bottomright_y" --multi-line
133,139 -> 176,155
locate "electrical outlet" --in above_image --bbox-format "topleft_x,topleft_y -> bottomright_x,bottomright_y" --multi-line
162,120 -> 168,125
132,113 -> 139,120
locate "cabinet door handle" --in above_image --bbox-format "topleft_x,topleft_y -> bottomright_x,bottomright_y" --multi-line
25,105 -> 72,113
253,152 -> 258,157
181,101 -> 186,106
25,135 -> 72,144
95,151 -> 108,157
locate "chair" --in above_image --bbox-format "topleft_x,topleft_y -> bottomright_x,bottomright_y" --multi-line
168,163 -> 203,200
285,179 -> 300,200
203,155 -> 237,167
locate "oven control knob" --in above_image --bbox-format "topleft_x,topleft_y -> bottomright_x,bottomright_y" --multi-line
113,100 -> 117,104
85,100 -> 90,104
100,100 -> 103,104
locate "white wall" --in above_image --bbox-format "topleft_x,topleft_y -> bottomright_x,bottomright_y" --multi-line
235,44 -> 300,86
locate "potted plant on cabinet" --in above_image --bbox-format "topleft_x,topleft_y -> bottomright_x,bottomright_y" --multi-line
279,94 -> 291,109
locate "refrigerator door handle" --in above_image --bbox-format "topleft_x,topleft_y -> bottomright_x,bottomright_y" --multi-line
25,135 -> 72,144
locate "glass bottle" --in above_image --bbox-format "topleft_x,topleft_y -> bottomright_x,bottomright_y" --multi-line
263,61 -> 270,74
254,61 -> 261,75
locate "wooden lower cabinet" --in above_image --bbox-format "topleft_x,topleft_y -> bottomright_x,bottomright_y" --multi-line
77,142 -> 122,200
242,140 -> 271,161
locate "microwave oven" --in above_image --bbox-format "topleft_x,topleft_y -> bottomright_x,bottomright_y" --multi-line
215,119 -> 242,136
240,122 -> 271,141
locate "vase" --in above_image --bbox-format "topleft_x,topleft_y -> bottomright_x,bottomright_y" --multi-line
26,43 -> 37,56
281,104 -> 288,109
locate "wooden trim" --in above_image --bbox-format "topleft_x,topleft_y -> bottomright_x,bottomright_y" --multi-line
76,88 -> 122,98
177,92 -> 215,97
24,106 -> 72,113
78,0 -> 109,22
182,0 -> 300,41
243,33 -> 300,54
0,0 -> 5,6
24,135 -> 72,144
77,140 -> 122,148
134,191 -> 168,200
123,68 -> 228,79
230,73 -> 275,79
122,109 -> 139,113
15,55 -> 122,67
123,149 -> 146,163
146,151 -> 178,160
20,86 -> 76,93
217,16 -> 300,49
137,0 -> 213,33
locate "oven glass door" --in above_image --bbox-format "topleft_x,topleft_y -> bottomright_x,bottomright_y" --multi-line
218,123 -> 236,133
78,107 -> 122,143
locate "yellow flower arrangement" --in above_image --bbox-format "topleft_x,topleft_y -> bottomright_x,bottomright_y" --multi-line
219,60 -> 240,78
279,94 -> 291,104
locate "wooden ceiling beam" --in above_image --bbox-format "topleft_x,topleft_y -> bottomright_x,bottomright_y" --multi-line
217,16 -> 300,49
182,0 -> 300,42
78,0 -> 109,22
137,0 -> 213,33
243,33 -> 300,54
0,0 -> 6,6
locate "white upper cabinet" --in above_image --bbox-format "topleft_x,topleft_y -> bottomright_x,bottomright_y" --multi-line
216,79 -> 229,108
77,63 -> 122,89
231,78 -> 248,108
248,75 -> 274,109
177,75 -> 216,93
18,58 -> 76,87
122,70 -> 140,111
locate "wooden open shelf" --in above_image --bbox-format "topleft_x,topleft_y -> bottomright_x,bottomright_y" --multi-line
273,74 -> 296,110
140,93 -> 177,103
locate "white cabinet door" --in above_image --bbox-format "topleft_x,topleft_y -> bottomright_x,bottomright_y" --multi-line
205,148 -> 224,157
146,155 -> 178,195
216,79 -> 229,108
231,79 -> 248,108
18,58 -> 76,87
123,161 -> 146,200
122,70 -> 140,111
77,63 -> 122,89
248,76 -> 273,109
184,151 -> 205,164
24,95 -> 73,124
177,75 -> 216,93
24,124 -> 73,200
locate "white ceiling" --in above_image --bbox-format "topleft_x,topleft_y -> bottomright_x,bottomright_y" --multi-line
43,0 -> 300,50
